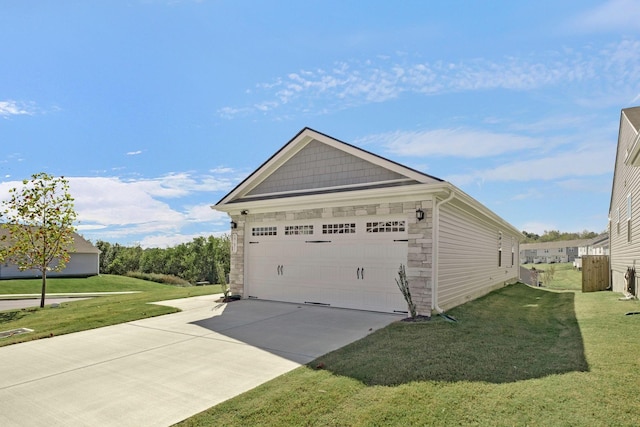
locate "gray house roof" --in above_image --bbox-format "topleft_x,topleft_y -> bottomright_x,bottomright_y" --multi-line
0,228 -> 100,254
584,233 -> 609,249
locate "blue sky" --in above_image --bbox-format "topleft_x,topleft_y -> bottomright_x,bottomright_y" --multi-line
1,0 -> 639,247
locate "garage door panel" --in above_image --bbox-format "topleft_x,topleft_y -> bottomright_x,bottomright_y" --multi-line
246,218 -> 408,313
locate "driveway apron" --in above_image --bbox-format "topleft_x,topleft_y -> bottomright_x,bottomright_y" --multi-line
0,295 -> 401,427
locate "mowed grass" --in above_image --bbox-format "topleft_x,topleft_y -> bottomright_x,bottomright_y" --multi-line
524,262 -> 583,291
0,275 -> 221,347
176,284 -> 640,427
0,274 -> 173,294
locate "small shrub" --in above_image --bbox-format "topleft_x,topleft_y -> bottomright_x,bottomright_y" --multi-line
215,261 -> 231,300
542,264 -> 557,287
125,271 -> 192,287
395,264 -> 417,318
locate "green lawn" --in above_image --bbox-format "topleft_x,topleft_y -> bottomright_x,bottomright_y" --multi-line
176,284 -> 640,427
0,275 -> 221,346
524,262 -> 582,291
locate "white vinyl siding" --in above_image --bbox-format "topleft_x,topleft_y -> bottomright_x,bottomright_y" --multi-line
437,203 -> 519,310
0,253 -> 99,278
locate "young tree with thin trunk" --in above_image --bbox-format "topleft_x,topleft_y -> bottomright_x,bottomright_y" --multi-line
0,173 -> 77,308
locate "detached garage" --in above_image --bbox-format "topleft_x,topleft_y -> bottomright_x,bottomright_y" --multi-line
0,230 -> 100,279
214,128 -> 521,317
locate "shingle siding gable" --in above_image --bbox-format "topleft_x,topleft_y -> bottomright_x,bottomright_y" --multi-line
247,140 -> 409,196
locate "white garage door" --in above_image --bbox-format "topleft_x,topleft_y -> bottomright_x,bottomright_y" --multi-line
245,217 -> 409,313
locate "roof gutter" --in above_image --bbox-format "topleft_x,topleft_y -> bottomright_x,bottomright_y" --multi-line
431,188 -> 456,314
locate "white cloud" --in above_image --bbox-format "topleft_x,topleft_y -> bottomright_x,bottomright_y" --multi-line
126,150 -> 143,156
360,129 -> 543,158
0,171 -> 238,246
520,221 -> 557,235
218,39 -> 640,119
185,204 -> 227,223
68,176 -> 185,228
445,146 -> 614,186
210,166 -> 234,174
570,0 -> 640,33
139,230 -> 228,249
511,188 -> 543,201
0,100 -> 35,118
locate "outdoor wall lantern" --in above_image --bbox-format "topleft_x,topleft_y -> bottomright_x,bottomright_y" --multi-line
240,210 -> 249,215
230,220 -> 237,229
416,209 -> 425,221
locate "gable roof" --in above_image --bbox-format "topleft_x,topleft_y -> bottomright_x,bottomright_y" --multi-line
216,127 -> 443,206
213,128 -> 522,237
0,227 -> 100,254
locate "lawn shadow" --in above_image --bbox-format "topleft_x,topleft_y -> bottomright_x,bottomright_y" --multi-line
315,284 -> 589,385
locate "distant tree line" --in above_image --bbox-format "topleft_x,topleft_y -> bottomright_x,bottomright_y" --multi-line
95,235 -> 230,284
521,229 -> 601,243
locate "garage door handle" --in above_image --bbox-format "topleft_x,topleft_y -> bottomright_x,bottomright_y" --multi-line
361,268 -> 364,280
357,267 -> 360,279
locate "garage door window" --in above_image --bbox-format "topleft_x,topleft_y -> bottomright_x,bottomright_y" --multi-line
252,226 -> 278,236
366,220 -> 406,233
322,223 -> 356,234
285,225 -> 313,235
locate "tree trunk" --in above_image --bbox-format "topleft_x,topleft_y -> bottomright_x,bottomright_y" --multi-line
40,271 -> 47,308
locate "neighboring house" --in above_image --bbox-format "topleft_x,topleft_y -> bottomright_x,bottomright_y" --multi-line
213,128 -> 521,317
0,229 -> 100,279
609,106 -> 640,295
577,233 -> 610,257
519,240 -> 585,264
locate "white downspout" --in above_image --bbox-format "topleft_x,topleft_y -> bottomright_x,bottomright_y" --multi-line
431,189 -> 456,314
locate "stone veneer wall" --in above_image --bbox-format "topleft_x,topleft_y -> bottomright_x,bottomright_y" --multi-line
228,200 -> 434,315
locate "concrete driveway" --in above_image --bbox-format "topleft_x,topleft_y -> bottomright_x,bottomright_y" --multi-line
0,295 -> 401,427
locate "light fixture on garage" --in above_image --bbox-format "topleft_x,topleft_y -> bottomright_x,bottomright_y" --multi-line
241,210 -> 249,215
416,209 -> 424,221
230,220 -> 237,229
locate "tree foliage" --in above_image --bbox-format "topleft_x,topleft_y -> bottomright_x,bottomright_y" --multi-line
95,235 -> 230,284
0,173 -> 77,308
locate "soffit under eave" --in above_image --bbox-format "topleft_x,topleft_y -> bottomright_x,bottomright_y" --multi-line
213,182 -> 450,215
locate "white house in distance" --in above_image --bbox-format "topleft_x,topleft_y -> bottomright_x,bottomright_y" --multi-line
609,106 -> 640,295
520,240 -> 584,264
577,233 -> 609,257
213,128 -> 521,317
0,229 -> 100,279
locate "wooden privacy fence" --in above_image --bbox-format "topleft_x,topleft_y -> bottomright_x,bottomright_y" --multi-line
582,255 -> 610,292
